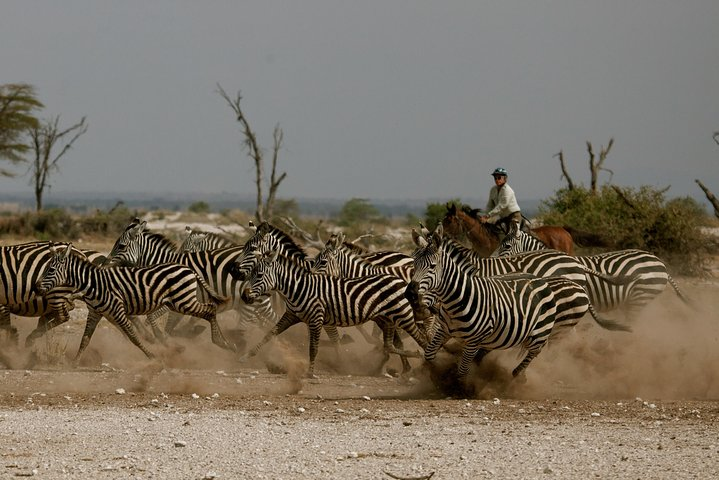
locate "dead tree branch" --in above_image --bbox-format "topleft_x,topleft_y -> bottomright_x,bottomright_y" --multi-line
588,137 -> 614,194
554,149 -> 575,190
695,179 -> 719,219
280,216 -> 325,250
27,115 -> 88,211
611,185 -> 637,211
217,83 -> 288,223
264,124 -> 287,220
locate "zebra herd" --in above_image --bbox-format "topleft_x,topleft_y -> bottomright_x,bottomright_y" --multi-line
0,217 -> 688,395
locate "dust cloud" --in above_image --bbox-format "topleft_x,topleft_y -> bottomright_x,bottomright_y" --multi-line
2,281 -> 717,401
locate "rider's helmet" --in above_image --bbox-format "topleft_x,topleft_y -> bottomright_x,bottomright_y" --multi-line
491,167 -> 508,177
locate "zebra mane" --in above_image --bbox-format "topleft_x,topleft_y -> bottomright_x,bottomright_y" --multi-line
341,241 -> 371,255
145,231 -> 181,253
263,223 -> 308,259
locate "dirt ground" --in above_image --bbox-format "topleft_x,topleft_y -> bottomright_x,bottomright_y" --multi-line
1,272 -> 718,478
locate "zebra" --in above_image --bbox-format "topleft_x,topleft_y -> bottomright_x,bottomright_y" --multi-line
0,242 -> 105,345
34,243 -> 231,360
240,250 -> 428,377
491,223 -> 688,317
229,222 -> 416,353
104,219 -> 279,345
405,225 -> 560,390
407,228 -> 630,386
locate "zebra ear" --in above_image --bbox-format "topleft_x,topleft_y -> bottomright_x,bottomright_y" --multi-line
61,243 -> 72,260
247,220 -> 257,233
336,232 -> 345,246
258,222 -> 271,236
411,228 -> 428,248
430,225 -> 444,247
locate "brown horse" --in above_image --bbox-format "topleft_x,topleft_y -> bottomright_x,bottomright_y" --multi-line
441,203 -> 574,256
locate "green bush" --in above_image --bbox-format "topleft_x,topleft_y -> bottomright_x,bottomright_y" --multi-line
188,201 -> 210,214
539,185 -> 711,275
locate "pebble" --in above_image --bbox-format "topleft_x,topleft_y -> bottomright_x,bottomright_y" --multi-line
115,388 -> 126,395
174,440 -> 187,448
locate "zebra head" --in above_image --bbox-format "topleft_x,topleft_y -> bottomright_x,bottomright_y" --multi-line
309,233 -> 344,275
180,226 -> 207,253
240,250 -> 279,304
105,219 -> 147,267
35,243 -> 73,295
230,221 -> 279,281
491,222 -> 534,257
405,225 -> 444,308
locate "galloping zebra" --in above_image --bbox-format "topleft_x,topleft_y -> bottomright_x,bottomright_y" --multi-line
104,220 -> 279,343
240,250 -> 427,377
491,223 -> 688,316
406,226 -> 560,388
34,243 -> 231,359
229,222 -> 415,352
0,241 -> 103,345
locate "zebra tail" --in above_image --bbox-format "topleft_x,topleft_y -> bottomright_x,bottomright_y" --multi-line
195,274 -> 230,306
667,274 -> 692,307
582,265 -> 637,286
587,303 -> 632,332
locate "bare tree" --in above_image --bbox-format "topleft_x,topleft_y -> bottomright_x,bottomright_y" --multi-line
27,115 -> 87,211
555,138 -> 615,193
554,150 -> 575,190
216,84 -> 286,222
587,137 -> 614,194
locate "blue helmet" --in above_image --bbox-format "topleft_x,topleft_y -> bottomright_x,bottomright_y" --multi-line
491,167 -> 508,177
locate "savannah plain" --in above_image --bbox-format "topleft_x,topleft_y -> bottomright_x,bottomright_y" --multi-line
0,226 -> 717,480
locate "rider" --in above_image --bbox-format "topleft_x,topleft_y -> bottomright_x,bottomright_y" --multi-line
480,167 -> 522,234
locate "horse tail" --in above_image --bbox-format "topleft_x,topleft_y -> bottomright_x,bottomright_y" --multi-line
562,226 -> 610,248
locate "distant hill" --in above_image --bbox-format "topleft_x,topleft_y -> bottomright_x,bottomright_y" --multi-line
0,191 -> 543,219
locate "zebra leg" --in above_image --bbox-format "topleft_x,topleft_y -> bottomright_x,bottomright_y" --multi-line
0,308 -> 19,345
145,307 -> 169,344
239,312 -> 301,362
177,302 -> 234,351
164,311 -> 184,335
512,336 -> 550,379
306,316 -> 325,378
106,310 -> 155,360
26,303 -> 73,346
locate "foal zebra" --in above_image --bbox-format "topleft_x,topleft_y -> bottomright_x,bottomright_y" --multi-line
35,243 -> 230,359
180,226 -> 239,252
240,250 -> 427,377
491,223 -> 688,316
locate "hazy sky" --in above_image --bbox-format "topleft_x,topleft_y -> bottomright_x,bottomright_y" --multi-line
1,1 -> 717,206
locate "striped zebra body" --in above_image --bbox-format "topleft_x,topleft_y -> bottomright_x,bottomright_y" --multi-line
491,227 -> 687,316
241,251 -> 427,377
575,249 -> 687,315
34,244 -> 231,359
232,223 -> 419,360
407,227 -> 558,382
0,242 -> 104,345
106,221 -> 278,335
312,233 -> 413,282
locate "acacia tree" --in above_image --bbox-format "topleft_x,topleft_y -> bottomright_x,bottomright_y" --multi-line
216,84 -> 286,222
27,115 -> 87,211
0,83 -> 43,176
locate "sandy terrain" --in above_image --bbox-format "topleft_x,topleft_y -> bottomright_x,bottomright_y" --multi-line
0,237 -> 718,478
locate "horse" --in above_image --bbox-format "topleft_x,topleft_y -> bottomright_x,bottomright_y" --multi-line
441,203 -> 574,256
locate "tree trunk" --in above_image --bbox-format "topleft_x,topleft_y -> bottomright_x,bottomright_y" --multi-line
696,179 -> 719,219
